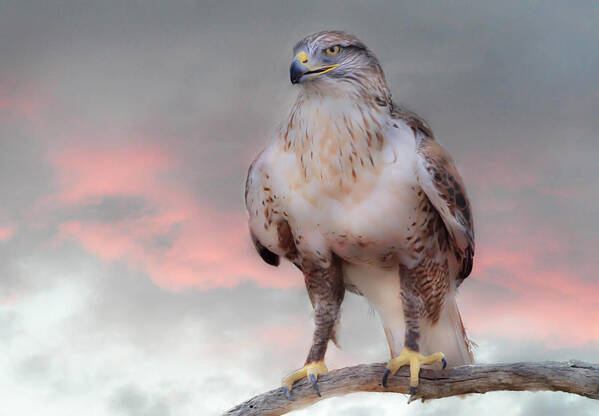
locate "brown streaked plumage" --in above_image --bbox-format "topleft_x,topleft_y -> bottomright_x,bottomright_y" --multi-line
416,135 -> 475,281
245,30 -> 475,396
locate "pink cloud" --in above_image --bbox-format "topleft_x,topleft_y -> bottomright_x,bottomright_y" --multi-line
50,144 -> 172,205
258,319 -> 310,350
0,80 -> 47,126
0,225 -> 15,242
462,225 -> 599,346
452,150 -> 599,345
462,149 -> 587,212
50,144 -> 298,290
461,150 -> 539,191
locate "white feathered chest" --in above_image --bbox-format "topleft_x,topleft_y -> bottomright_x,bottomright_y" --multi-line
246,96 -> 436,268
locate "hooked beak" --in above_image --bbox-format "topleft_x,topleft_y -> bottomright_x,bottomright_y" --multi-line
290,51 -> 339,84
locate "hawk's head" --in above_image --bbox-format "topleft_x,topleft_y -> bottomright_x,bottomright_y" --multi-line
290,31 -> 387,94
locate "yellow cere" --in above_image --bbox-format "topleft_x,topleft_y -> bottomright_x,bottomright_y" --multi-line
297,51 -> 309,64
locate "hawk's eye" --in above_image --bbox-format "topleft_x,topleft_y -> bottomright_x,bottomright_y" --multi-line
325,45 -> 341,56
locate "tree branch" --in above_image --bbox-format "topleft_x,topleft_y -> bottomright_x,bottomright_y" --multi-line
224,361 -> 599,416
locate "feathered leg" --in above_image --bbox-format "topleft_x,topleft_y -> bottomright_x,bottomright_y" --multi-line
282,254 -> 344,398
382,264 -> 446,395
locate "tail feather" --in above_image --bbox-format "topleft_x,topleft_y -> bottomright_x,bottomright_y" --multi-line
420,295 -> 473,367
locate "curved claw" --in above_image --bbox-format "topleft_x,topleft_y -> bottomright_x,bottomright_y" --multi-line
309,373 -> 321,397
282,361 -> 327,398
382,368 -> 391,388
384,347 -> 446,397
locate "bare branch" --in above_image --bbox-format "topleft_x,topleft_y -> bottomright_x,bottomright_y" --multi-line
224,361 -> 599,416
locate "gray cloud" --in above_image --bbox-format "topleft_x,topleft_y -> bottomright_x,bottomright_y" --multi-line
56,196 -> 157,224
3,0 -> 597,208
16,353 -> 52,380
519,392 -> 599,416
110,385 -> 172,416
0,122 -> 54,221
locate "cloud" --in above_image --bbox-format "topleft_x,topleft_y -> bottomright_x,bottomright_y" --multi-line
46,143 -> 298,290
49,144 -> 173,205
35,127 -> 598,347
43,140 -> 599,346
0,225 -> 15,242
290,391 -> 599,416
0,1 -> 598,415
1,216 -> 598,416
1,241 -> 593,416
0,81 -> 46,125
461,223 -> 599,346
110,385 -> 171,416
0,242 -> 310,415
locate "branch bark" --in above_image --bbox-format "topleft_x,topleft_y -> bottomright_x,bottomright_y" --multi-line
224,361 -> 599,416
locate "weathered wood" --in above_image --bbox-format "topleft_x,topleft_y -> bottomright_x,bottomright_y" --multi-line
224,361 -> 599,416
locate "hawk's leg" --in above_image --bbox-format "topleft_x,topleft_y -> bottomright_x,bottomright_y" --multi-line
282,255 -> 344,399
382,265 -> 446,395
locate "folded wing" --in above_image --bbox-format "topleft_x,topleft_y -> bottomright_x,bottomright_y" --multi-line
415,135 -> 475,282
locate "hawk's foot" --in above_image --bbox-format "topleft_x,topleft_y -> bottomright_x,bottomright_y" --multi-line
281,361 -> 328,399
382,347 -> 446,394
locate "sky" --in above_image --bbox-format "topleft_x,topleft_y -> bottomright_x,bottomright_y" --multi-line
0,1 -> 598,415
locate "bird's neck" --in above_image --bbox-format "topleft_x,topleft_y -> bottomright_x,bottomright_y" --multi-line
280,90 -> 390,151
278,91 -> 391,191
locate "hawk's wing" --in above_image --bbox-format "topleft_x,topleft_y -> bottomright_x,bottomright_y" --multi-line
245,150 -> 280,267
415,135 -> 474,281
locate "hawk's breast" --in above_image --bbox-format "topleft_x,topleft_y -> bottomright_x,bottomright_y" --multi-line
247,108 -> 437,268
283,119 -> 430,266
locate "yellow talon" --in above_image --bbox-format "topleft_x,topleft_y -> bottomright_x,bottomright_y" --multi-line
282,361 -> 328,398
382,347 -> 446,393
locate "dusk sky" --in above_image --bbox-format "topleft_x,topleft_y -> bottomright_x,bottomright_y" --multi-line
1,1 -> 598,415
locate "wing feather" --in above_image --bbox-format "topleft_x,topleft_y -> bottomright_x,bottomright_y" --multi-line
245,151 -> 280,267
415,135 -> 474,281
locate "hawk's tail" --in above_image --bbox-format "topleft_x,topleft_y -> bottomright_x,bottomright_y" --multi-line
420,294 -> 474,367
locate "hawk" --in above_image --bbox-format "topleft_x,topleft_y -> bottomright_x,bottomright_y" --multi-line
245,31 -> 474,397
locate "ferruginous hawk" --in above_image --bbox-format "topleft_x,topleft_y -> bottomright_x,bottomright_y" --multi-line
245,30 -> 474,398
